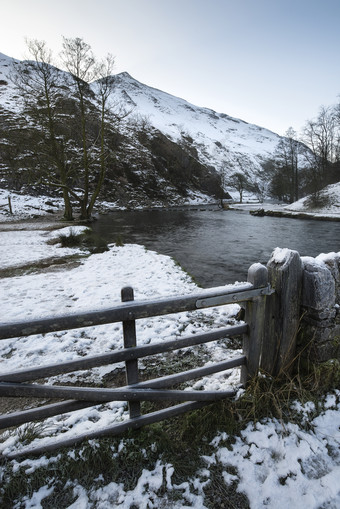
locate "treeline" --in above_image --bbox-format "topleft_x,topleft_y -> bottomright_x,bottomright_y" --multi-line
268,104 -> 340,204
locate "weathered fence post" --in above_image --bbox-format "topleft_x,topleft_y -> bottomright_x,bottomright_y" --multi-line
8,196 -> 13,214
261,248 -> 303,377
241,263 -> 268,385
121,286 -> 141,418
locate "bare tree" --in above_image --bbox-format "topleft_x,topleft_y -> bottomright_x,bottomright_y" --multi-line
229,172 -> 248,203
87,54 -> 116,216
228,157 -> 257,203
60,37 -> 120,220
218,150 -> 232,207
271,127 -> 300,203
302,106 -> 339,192
11,39 -> 75,219
11,37 -> 125,220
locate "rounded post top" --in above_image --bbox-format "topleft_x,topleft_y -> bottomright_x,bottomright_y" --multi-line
121,286 -> 134,302
247,263 -> 268,287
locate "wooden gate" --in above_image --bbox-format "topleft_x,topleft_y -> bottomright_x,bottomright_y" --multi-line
0,263 -> 275,458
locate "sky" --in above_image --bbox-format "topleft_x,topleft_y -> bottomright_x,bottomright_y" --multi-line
1,0 -> 340,135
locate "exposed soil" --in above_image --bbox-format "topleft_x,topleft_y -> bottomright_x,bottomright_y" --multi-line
0,256 -> 85,278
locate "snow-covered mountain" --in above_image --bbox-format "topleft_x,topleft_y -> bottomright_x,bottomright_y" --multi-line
0,52 -> 21,110
110,71 -> 281,179
0,52 -> 290,205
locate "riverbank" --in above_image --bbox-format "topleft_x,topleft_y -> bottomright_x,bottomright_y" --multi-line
2,184 -> 340,225
249,208 -> 340,221
231,182 -> 340,221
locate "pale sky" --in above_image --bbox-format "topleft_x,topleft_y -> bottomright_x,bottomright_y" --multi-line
1,0 -> 340,135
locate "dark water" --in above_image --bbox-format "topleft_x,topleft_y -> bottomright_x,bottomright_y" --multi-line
92,208 -> 340,288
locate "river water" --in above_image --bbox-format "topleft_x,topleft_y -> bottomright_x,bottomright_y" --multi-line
92,208 -> 340,288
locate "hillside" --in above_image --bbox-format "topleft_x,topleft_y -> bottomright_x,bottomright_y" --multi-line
0,52 -> 301,208
109,72 -> 282,185
285,182 -> 340,215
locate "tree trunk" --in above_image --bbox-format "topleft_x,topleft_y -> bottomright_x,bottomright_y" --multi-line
62,188 -> 73,220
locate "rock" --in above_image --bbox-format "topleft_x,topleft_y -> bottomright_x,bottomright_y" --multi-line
301,257 -> 335,314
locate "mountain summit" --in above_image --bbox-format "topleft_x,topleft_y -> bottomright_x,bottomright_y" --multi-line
110,70 -> 281,168
105,70 -> 284,200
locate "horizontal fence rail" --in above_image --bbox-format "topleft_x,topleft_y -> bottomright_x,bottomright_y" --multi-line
0,324 -> 247,383
0,283 -> 272,340
0,264 -> 273,458
0,355 -> 246,431
4,402 -> 210,460
0,383 -> 238,403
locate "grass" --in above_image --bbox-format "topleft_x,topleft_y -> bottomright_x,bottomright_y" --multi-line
203,463 -> 250,509
0,425 -> 201,507
115,234 -> 124,247
305,358 -> 340,392
0,375 -> 338,508
57,228 -> 83,248
58,228 -> 109,254
1,413 -> 246,508
16,422 -> 50,446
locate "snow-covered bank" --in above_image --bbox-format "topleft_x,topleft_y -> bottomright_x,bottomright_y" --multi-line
206,393 -> 340,509
0,232 -> 241,455
285,182 -> 340,215
2,182 -> 340,227
0,225 -> 88,270
0,187 -> 217,224
231,182 -> 340,221
0,188 -> 65,221
9,391 -> 338,509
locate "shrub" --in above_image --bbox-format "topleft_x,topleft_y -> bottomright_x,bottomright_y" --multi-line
58,228 -> 83,248
57,228 -> 109,253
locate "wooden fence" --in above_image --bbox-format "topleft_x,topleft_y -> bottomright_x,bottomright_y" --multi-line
0,252 -> 302,459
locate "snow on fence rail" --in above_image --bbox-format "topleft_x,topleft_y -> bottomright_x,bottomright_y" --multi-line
1,254 -> 308,459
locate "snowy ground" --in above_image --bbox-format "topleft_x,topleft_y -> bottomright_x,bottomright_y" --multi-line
0,187 -> 217,224
285,182 -> 340,216
230,182 -> 340,219
0,195 -> 340,508
2,182 -> 340,226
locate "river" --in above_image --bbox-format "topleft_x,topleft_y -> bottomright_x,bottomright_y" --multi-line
92,208 -> 340,288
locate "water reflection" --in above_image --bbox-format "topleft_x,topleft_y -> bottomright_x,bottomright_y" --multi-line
93,209 -> 340,288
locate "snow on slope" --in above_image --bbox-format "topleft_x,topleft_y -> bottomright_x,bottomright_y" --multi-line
0,53 -> 21,111
285,182 -> 340,215
108,72 -> 282,184
111,72 -> 280,152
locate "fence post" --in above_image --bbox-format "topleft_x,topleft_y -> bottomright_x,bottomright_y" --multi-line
121,286 -> 141,418
241,263 -> 268,385
8,196 -> 13,215
261,249 -> 303,377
